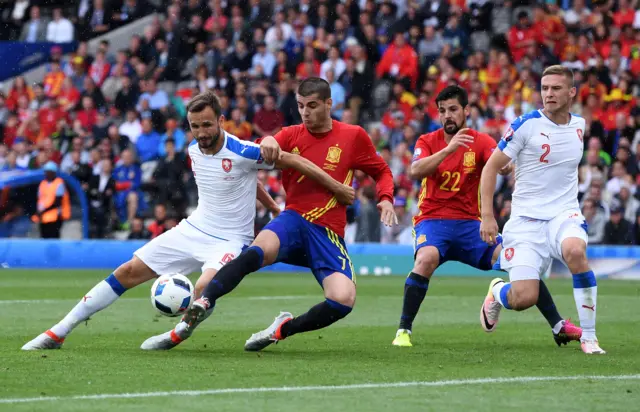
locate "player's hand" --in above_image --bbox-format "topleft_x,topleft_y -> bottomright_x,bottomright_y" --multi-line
335,184 -> 355,205
498,163 -> 514,175
269,206 -> 281,218
377,200 -> 398,227
480,216 -> 499,245
260,136 -> 280,164
445,128 -> 475,154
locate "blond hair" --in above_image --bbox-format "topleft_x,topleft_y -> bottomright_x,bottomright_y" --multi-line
542,65 -> 574,86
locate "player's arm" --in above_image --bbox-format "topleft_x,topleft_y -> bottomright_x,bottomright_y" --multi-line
479,125 -> 525,244
353,128 -> 397,226
410,129 -> 475,180
275,152 -> 355,206
256,180 -> 280,217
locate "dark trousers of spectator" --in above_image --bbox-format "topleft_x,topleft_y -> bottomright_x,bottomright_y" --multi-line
90,207 -> 109,239
40,221 -> 63,239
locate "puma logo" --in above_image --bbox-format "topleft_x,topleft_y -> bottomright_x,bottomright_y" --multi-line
582,304 -> 595,311
540,132 -> 550,139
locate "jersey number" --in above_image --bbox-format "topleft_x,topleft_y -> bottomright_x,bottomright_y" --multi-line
540,144 -> 551,163
220,253 -> 235,266
440,171 -> 461,192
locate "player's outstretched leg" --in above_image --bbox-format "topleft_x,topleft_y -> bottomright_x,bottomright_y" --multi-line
480,267 -> 540,332
140,270 -> 216,350
22,257 -> 154,350
561,238 -> 605,354
392,246 -> 439,347
244,273 -> 355,351
494,252 -> 581,345
182,231 -> 280,329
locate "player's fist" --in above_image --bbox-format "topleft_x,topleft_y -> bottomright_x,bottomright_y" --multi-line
498,163 -> 514,176
445,128 -> 475,154
335,184 -> 356,205
480,216 -> 499,245
377,200 -> 398,227
260,136 -> 280,164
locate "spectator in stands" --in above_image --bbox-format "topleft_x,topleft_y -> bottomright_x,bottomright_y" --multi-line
355,185 -> 381,243
118,109 -> 142,144
113,149 -> 143,228
137,79 -> 169,113
147,203 -> 167,239
223,109 -> 252,141
88,158 -> 115,238
127,216 -> 150,240
603,205 -> 634,245
46,8 -> 74,43
20,6 -> 48,43
153,138 -> 188,215
326,69 -> 346,120
252,95 -> 284,138
135,118 -> 161,163
32,161 -> 70,239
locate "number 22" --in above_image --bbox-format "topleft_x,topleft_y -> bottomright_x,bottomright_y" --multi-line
440,171 -> 461,192
540,144 -> 551,163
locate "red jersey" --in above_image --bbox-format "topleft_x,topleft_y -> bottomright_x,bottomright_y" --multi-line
275,120 -> 394,237
412,129 -> 496,225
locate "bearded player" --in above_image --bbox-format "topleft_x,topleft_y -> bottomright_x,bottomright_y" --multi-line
392,85 -> 582,348
479,65 -> 604,354
182,77 -> 397,351
23,90 -> 355,351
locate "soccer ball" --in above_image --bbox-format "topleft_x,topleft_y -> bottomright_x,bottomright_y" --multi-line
150,274 -> 195,317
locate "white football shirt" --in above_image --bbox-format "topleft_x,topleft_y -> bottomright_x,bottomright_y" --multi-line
498,110 -> 585,220
186,132 -> 274,244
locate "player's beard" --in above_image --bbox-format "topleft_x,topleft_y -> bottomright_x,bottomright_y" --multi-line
197,129 -> 221,150
444,119 -> 463,135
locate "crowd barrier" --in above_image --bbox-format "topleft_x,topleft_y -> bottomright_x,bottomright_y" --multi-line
0,239 -> 638,279
0,41 -> 77,81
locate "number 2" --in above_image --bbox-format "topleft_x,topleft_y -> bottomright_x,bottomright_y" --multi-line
440,171 -> 461,192
540,144 -> 550,163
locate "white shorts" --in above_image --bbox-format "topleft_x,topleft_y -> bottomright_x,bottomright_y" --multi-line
500,210 -> 588,281
134,219 -> 247,276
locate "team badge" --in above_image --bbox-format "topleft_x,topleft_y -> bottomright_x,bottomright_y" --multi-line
417,234 -> 427,244
463,151 -> 476,167
222,158 -> 232,173
504,247 -> 514,261
326,146 -> 342,164
577,129 -> 583,142
502,127 -> 514,142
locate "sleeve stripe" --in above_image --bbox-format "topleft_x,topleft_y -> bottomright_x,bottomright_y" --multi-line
225,135 -> 261,160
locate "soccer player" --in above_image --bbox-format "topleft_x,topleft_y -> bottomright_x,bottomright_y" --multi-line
22,90 -> 355,350
181,77 -> 397,352
479,65 -> 605,354
392,85 -> 581,348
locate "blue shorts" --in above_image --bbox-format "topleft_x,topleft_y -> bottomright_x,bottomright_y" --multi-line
413,219 -> 501,271
263,210 -> 355,286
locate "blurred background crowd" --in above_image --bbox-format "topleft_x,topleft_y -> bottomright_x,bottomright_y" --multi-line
0,0 -> 639,245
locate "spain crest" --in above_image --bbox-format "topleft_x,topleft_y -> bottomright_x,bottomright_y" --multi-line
417,234 -> 427,244
222,158 -> 232,173
326,146 -> 342,164
463,151 -> 476,168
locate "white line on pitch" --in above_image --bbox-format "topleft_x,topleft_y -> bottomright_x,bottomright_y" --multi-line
0,296 -> 314,304
1,374 -> 638,404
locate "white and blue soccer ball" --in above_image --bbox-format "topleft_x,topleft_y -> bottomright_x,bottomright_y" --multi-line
150,274 -> 195,317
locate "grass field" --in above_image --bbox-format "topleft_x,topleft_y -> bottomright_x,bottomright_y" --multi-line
1,270 -> 639,411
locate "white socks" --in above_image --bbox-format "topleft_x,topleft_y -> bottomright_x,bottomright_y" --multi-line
49,274 -> 126,339
573,271 -> 597,341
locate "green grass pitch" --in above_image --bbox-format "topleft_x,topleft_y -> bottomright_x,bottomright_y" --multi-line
1,270 -> 639,411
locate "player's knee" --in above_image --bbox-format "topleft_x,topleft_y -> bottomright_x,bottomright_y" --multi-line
563,241 -> 587,268
127,191 -> 138,203
509,284 -> 538,311
324,282 -> 356,308
413,248 -> 439,278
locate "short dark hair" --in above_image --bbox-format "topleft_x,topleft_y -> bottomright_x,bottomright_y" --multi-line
297,77 -> 331,100
186,90 -> 223,117
435,85 -> 469,108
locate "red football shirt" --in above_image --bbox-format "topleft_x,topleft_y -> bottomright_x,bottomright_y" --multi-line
412,129 -> 496,225
275,120 -> 394,237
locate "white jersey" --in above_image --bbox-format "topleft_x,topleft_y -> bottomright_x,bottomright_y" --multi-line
498,110 -> 585,220
186,131 -> 274,244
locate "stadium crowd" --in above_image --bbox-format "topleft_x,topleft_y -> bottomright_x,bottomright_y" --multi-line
1,0 -> 640,245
